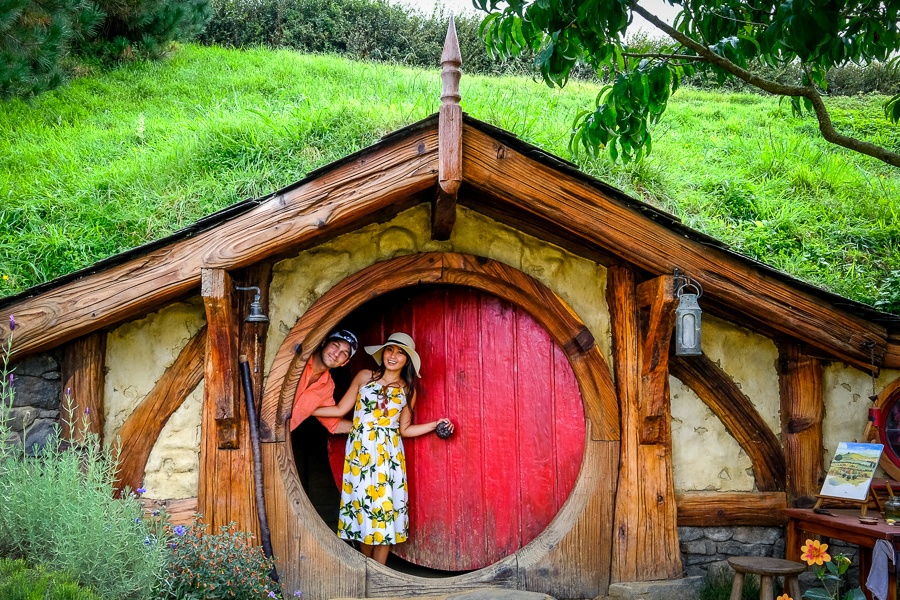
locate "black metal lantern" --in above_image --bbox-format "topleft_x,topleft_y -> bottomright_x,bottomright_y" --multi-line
674,271 -> 703,356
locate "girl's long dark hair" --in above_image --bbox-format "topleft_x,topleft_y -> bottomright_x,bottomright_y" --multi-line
370,346 -> 417,401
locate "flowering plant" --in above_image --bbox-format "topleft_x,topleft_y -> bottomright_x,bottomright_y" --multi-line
800,539 -> 865,600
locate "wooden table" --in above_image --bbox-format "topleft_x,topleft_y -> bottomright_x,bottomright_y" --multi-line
784,508 -> 899,600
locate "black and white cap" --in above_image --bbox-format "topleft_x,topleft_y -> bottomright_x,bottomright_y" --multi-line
326,329 -> 359,358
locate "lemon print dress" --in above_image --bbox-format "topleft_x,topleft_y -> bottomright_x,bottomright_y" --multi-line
337,381 -> 409,545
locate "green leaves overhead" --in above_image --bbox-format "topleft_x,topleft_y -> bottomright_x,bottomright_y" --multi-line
478,0 -> 900,166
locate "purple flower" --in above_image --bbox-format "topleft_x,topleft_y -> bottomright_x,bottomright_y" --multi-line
151,510 -> 160,517
65,387 -> 71,396
293,592 -> 303,598
173,525 -> 186,536
134,517 -> 142,524
268,592 -> 278,599
8,373 -> 13,385
144,535 -> 152,546
136,487 -> 146,494
84,407 -> 90,415
9,315 -> 15,331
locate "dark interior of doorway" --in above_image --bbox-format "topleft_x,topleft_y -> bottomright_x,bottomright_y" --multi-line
291,285 -> 474,578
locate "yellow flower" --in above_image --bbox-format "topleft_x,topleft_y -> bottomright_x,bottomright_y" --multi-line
801,539 -> 830,566
1,275 -> 7,281
777,595 -> 792,600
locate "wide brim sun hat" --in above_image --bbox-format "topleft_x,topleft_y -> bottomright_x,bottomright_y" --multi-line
365,332 -> 422,377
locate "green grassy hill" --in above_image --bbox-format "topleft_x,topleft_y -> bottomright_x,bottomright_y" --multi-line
1,44 -> 898,312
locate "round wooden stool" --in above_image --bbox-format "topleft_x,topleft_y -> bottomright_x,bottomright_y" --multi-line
728,556 -> 806,600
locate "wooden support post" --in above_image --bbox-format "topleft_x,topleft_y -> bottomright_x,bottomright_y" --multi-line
432,17 -> 462,240
671,353 -> 786,492
608,266 -> 681,582
779,341 -> 824,504
200,267 -> 240,531
115,327 -> 206,493
636,275 -> 676,445
60,331 -> 106,444
202,268 -> 240,449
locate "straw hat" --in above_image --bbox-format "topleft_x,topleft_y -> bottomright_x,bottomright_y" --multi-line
365,332 -> 422,377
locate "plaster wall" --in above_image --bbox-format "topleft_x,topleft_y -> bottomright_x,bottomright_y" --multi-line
265,204 -> 611,370
104,299 -> 205,498
823,364 -> 900,469
671,316 -> 779,492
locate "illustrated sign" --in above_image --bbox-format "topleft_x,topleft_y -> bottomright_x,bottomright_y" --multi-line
819,442 -> 884,501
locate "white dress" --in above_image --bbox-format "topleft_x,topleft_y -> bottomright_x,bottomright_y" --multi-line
337,380 -> 409,545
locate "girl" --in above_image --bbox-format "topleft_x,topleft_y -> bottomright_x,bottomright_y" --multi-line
312,332 -> 453,564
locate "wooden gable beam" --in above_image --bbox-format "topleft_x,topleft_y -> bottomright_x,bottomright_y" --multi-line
0,128 -> 439,358
460,124 -> 887,371
432,17 -> 462,241
608,266 -> 681,582
636,274 -> 677,445
670,353 -> 786,492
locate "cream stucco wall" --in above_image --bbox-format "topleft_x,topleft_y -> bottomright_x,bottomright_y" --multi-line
104,299 -> 205,497
823,364 -> 900,470
671,316 -> 779,492
265,205 -> 611,371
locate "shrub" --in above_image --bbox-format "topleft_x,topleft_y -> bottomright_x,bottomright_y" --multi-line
155,519 -> 280,600
0,558 -> 102,600
0,0 -> 103,98
0,321 -> 167,600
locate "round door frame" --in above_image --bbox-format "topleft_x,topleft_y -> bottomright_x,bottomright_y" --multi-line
258,252 -> 620,599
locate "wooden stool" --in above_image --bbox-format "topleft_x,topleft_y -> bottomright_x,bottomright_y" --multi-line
728,556 -> 806,600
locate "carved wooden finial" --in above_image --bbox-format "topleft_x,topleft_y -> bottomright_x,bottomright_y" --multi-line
433,16 -> 463,241
441,16 -> 462,106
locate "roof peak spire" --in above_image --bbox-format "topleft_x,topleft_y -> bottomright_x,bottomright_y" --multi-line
441,16 -> 462,106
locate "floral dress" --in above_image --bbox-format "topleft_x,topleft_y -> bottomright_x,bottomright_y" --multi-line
337,380 -> 409,545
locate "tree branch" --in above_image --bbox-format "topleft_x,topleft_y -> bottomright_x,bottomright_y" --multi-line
630,2 -> 900,167
622,52 -> 704,61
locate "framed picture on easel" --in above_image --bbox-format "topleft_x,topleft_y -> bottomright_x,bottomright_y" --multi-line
820,442 -> 884,502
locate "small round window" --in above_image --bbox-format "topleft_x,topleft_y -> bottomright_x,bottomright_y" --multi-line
869,380 -> 900,479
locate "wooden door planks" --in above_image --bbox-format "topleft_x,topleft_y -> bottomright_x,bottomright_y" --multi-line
60,331 -> 107,444
0,129 -> 439,359
607,266 -> 681,582
460,124 -> 887,371
670,353 -> 786,492
115,326 -> 206,493
778,342 -> 824,503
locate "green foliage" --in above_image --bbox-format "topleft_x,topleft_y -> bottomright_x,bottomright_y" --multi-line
198,0 -> 532,76
699,567 -> 759,600
0,45 -> 897,314
155,520 -> 280,599
0,334 -> 167,599
0,558 -> 102,600
0,0 -> 103,98
82,0 -> 211,60
476,0 -> 900,165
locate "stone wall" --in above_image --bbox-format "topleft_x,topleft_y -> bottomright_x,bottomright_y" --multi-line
4,353 -> 62,455
679,526 -> 785,577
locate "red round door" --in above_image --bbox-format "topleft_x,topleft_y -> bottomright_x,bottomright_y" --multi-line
328,285 -> 586,571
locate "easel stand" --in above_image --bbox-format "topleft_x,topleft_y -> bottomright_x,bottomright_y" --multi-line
812,489 -> 883,520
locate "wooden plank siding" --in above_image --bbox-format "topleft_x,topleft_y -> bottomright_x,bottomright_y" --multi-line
676,492 -> 789,526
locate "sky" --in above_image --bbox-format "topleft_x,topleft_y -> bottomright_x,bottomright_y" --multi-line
391,0 -> 681,33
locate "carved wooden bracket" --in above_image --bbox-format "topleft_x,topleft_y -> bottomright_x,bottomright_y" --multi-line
433,17 -> 462,241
